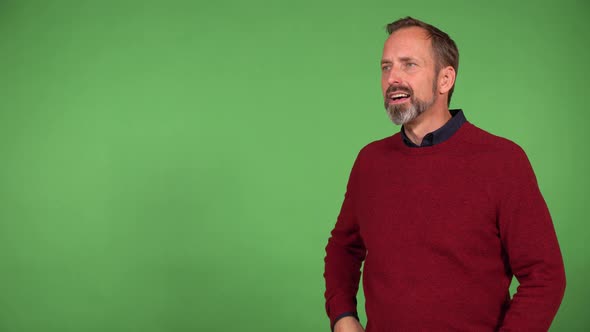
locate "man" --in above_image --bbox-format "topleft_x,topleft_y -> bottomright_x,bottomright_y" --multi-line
323,17 -> 566,332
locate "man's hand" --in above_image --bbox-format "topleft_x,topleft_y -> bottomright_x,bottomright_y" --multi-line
334,316 -> 365,332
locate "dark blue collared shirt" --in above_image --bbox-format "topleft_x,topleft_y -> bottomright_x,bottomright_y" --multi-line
401,109 -> 466,147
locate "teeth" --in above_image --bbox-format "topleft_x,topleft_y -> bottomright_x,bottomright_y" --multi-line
391,93 -> 409,98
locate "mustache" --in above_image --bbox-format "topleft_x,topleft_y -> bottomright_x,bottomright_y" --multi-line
386,85 -> 413,95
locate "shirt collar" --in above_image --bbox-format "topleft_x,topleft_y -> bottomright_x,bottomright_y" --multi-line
401,109 -> 466,148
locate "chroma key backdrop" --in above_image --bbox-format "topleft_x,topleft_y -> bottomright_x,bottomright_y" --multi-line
0,0 -> 588,331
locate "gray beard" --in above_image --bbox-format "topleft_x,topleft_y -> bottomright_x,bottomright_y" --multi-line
386,96 -> 435,125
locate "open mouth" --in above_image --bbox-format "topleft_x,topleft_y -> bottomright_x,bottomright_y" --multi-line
387,92 -> 411,105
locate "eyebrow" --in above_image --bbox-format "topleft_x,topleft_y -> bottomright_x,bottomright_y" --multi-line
381,57 -> 419,64
399,57 -> 417,63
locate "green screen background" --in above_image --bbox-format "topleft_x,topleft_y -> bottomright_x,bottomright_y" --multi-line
0,0 -> 588,331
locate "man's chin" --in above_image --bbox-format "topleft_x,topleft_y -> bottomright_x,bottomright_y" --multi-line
387,105 -> 418,125
387,104 -> 410,115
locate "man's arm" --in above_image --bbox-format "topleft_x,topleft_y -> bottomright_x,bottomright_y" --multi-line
497,145 -> 566,331
324,151 -> 367,331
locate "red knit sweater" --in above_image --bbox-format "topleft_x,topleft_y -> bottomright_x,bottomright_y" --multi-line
324,122 -> 566,331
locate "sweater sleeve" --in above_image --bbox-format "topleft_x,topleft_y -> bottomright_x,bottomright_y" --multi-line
497,146 -> 566,331
324,150 -> 367,330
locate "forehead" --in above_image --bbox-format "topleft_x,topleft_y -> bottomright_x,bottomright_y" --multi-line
382,26 -> 434,61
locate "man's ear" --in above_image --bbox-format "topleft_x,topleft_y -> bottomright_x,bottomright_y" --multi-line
438,66 -> 456,94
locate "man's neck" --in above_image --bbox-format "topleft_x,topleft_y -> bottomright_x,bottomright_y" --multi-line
404,106 -> 452,146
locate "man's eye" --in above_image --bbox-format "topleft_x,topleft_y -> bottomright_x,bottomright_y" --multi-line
406,63 -> 416,68
381,65 -> 391,71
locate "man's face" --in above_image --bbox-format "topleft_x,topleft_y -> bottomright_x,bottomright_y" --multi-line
381,27 -> 439,125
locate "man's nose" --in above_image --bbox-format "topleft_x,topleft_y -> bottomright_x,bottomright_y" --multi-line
387,68 -> 403,85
